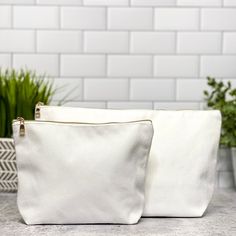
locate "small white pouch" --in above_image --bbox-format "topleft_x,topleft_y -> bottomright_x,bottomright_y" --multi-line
35,105 -> 222,217
13,118 -> 153,225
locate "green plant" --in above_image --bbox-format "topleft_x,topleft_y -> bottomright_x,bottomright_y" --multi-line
204,77 -> 236,148
0,69 -> 55,138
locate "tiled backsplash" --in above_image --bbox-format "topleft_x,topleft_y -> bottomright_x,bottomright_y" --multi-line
0,0 -> 235,109
0,1 -> 236,188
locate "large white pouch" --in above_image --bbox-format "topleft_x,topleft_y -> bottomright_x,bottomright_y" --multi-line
35,104 -> 222,217
13,118 -> 153,224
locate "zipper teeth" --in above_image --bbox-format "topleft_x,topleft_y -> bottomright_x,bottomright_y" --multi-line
13,119 -> 152,125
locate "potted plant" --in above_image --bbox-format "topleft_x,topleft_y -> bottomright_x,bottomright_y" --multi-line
0,69 -> 55,192
204,77 -> 236,187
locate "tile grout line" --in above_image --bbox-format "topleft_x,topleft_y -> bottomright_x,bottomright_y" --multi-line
10,5 -> 13,68
105,6 -> 108,80
198,8 -> 202,78
174,19 -> 178,101
58,6 -> 61,78
6,52 -> 236,56
2,4 -> 235,8
3,27 -> 236,32
81,77 -> 85,101
151,6 -> 155,83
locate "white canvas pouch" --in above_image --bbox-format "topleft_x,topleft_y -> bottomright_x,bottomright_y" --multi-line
35,104 -> 222,217
13,118 -> 153,224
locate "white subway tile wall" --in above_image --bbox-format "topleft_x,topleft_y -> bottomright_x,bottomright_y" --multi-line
131,0 -> 176,6
154,56 -> 199,77
51,78 -> 83,101
0,30 -> 35,52
177,0 -> 222,6
37,0 -> 83,5
84,0 -> 129,6
0,1 -> 234,188
108,55 -> 152,77
0,6 -> 11,28
224,33 -> 236,53
13,6 -> 59,29
0,0 -> 34,3
130,79 -> 175,100
155,8 -> 199,30
131,32 -> 175,54
0,54 -> 11,70
61,55 -> 106,77
224,0 -> 236,6
108,8 -> 153,30
37,31 -> 82,53
201,56 -> 236,77
84,78 -> 129,100
201,9 -> 236,30
176,79 -> 207,101
177,32 -> 222,54
61,7 -> 106,29
13,54 -> 59,76
0,0 -> 235,108
84,32 -> 129,53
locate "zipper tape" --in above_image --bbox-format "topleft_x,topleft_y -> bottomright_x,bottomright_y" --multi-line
13,117 -> 153,137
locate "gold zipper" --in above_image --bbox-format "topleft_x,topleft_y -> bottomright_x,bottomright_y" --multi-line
17,117 -> 25,137
14,117 -> 152,137
35,102 -> 44,119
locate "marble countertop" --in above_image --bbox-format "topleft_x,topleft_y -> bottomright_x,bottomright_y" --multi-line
0,189 -> 236,236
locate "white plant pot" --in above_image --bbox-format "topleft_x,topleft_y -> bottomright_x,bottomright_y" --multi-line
232,147 -> 236,187
217,147 -> 235,188
217,148 -> 232,171
0,138 -> 17,192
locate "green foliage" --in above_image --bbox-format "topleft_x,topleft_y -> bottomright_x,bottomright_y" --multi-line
0,69 -> 55,138
204,77 -> 236,148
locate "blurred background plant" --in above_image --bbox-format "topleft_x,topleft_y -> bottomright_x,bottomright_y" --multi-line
204,77 -> 236,148
0,69 -> 55,138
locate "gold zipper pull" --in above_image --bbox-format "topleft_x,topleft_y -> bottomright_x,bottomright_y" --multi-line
17,117 -> 25,137
35,102 -> 44,119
